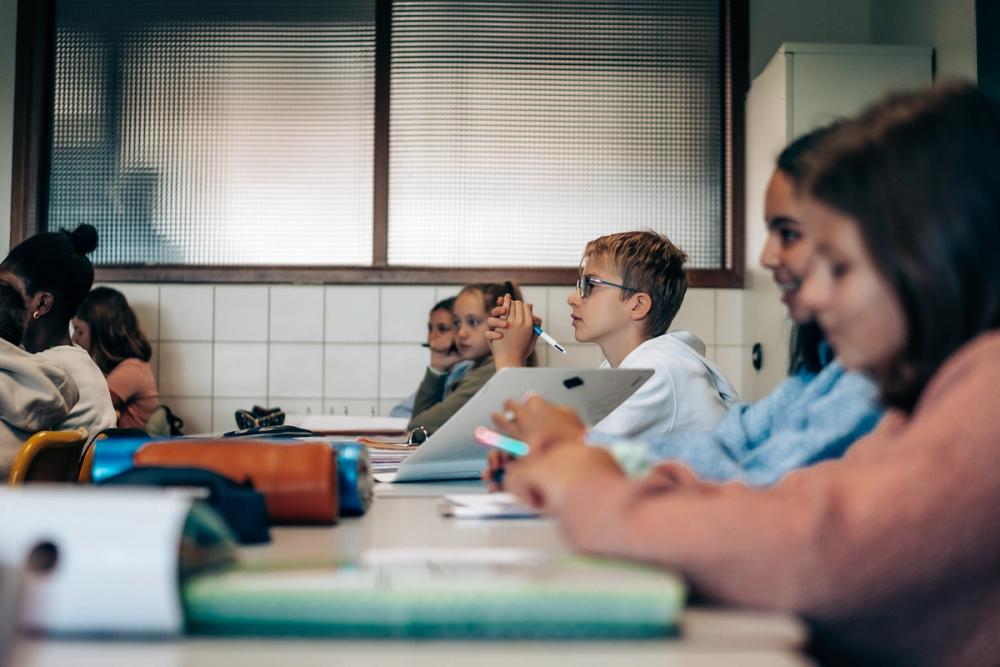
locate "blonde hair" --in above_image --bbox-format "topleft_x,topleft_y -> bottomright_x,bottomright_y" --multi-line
582,231 -> 688,337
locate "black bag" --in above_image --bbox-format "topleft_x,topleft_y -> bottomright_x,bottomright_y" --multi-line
98,466 -> 271,544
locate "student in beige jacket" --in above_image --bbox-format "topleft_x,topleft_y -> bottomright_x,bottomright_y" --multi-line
0,225 -> 115,441
0,279 -> 79,479
493,83 -> 1000,665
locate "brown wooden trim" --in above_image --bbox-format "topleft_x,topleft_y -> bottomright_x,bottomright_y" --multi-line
372,0 -> 391,266
725,0 -> 750,288
9,0 -> 55,248
94,265 -> 740,288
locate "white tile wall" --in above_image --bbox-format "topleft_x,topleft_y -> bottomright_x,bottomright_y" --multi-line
270,398 -> 323,416
380,286 -> 436,342
714,345 -> 747,398
213,342 -> 268,397
518,285 -> 549,326
379,398 -> 405,417
379,344 -> 430,399
269,343 -> 324,398
546,343 -> 607,369
433,285 -> 463,305
159,286 -> 214,340
105,283 -> 737,421
214,286 -> 269,341
323,399 -> 379,417
545,286 -> 576,343
672,288 -> 716,346
158,342 -> 213,396
270,286 -> 324,342
325,286 -> 379,342
715,289 -> 745,346
325,343 -> 379,398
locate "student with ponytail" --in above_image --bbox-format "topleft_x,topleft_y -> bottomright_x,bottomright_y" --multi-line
1,225 -> 116,439
0,277 -> 79,478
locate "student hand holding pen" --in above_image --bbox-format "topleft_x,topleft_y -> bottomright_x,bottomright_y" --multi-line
482,394 -> 589,491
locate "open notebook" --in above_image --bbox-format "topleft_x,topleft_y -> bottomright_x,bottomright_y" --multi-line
184,548 -> 684,639
385,367 -> 653,483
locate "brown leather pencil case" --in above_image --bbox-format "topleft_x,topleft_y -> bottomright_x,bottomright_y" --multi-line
133,440 -> 338,524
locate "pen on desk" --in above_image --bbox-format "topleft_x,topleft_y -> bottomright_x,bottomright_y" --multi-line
533,325 -> 567,354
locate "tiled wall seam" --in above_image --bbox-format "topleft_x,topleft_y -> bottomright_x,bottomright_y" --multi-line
210,286 -> 216,433
265,287 -> 272,413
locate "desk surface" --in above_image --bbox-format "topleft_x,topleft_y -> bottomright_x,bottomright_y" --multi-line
14,483 -> 812,667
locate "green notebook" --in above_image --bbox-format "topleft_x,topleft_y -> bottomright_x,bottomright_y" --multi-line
183,548 -> 684,639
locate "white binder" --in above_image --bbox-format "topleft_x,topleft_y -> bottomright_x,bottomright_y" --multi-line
0,487 -> 228,636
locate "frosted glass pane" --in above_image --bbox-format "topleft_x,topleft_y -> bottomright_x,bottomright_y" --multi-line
50,0 -> 374,266
388,0 -> 723,269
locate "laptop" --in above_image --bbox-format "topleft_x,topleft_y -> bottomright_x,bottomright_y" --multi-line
385,367 -> 653,483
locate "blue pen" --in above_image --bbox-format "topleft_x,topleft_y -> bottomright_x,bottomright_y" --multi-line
533,325 -> 567,354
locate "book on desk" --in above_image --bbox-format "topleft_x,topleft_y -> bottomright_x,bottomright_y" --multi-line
183,548 -> 684,639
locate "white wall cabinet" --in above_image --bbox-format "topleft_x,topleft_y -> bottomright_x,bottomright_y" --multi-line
742,43 -> 932,400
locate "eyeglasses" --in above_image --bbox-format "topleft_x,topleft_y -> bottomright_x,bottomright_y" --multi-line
576,274 -> 638,299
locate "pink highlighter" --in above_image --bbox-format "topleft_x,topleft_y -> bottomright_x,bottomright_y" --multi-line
474,426 -> 530,457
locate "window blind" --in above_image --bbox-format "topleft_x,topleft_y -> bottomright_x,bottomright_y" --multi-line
50,0 -> 375,265
387,0 -> 724,268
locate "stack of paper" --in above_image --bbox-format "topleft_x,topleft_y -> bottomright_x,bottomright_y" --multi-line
440,493 -> 540,519
355,439 -> 418,474
366,446 -> 416,474
283,414 -> 409,435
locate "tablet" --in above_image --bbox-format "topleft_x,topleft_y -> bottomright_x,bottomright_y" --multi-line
388,367 -> 653,482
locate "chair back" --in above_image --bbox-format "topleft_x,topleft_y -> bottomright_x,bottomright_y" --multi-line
78,438 -> 97,483
7,429 -> 88,484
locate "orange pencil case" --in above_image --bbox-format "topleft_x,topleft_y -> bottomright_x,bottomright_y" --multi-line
133,440 -> 338,524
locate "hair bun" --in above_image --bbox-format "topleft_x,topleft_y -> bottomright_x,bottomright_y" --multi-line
68,224 -> 98,255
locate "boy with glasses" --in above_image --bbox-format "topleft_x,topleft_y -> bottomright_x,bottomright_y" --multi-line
488,231 -> 737,440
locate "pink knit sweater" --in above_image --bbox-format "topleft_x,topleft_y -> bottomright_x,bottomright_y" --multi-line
557,332 -> 1000,665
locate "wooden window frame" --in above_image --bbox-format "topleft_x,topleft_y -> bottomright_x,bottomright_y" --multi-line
10,0 -> 748,288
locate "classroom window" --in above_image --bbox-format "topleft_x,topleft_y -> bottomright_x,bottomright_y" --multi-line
389,1 -> 724,269
17,0 -> 747,284
49,0 -> 375,265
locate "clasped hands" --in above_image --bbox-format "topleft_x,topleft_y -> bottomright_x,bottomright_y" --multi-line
485,293 -> 542,369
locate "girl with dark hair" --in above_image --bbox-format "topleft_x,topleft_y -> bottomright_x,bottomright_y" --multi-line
619,126 -> 883,484
72,287 -> 160,429
407,282 -> 524,436
493,83 -> 1000,665
0,225 -> 116,439
484,126 -> 882,489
